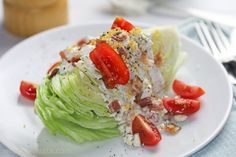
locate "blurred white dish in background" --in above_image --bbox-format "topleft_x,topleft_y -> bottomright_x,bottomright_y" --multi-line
109,0 -> 150,15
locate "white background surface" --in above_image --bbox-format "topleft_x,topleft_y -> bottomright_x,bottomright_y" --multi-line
0,0 -> 236,157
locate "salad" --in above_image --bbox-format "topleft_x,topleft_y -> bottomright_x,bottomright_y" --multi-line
19,17 -> 205,147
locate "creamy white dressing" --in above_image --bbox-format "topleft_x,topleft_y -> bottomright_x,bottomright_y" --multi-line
59,60 -> 74,74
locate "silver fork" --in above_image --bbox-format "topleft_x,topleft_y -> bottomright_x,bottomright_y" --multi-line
194,20 -> 236,84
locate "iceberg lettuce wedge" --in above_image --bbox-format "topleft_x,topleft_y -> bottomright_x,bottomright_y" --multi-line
144,27 -> 186,91
35,69 -> 120,143
35,26 -> 185,144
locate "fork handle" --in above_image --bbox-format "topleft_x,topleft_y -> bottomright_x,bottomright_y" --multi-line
223,60 -> 236,78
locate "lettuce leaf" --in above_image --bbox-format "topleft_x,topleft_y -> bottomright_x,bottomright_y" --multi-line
144,27 -> 186,90
35,69 -> 120,143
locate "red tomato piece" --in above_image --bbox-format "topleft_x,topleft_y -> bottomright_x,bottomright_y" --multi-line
162,98 -> 200,115
20,81 -> 37,101
132,114 -> 161,146
173,79 -> 205,99
47,61 -> 61,74
89,42 -> 130,88
111,17 -> 135,32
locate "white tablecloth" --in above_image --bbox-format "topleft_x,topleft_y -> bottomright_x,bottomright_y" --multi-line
0,0 -> 236,156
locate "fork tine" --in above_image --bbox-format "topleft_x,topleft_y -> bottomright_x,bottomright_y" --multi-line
198,20 -> 221,58
206,21 -> 226,54
212,23 -> 230,49
193,19 -> 236,84
195,23 -> 211,52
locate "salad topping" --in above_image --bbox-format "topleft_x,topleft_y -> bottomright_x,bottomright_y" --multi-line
20,81 -> 37,100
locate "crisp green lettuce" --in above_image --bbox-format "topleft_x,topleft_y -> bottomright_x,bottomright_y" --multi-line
35,69 -> 120,143
144,27 -> 186,90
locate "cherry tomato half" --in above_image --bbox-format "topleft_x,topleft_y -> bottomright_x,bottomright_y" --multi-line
132,114 -> 161,146
111,17 -> 135,32
89,42 -> 130,88
20,81 -> 37,101
173,79 -> 205,99
162,98 -> 200,115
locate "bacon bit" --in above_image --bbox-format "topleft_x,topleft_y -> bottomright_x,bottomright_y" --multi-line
164,123 -> 181,135
140,53 -> 148,64
72,56 -> 80,63
154,52 -> 163,67
48,68 -> 59,79
139,97 -> 153,107
47,61 -> 61,74
131,75 -> 143,96
60,51 -> 66,60
131,75 -> 143,104
77,38 -> 88,47
60,51 -> 80,63
134,92 -> 142,104
117,47 -> 127,58
111,33 -> 127,42
138,97 -> 164,111
69,56 -> 80,63
102,77 -> 116,89
108,100 -> 121,113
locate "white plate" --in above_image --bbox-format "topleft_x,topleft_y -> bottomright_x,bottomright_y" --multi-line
0,23 -> 233,157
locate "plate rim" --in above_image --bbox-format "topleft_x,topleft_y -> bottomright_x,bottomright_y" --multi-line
178,36 -> 233,157
0,23 -> 233,157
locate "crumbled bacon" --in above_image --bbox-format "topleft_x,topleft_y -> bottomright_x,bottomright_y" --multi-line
111,33 -> 127,42
154,52 -> 163,67
164,123 -> 181,135
130,75 -> 143,104
108,100 -> 121,113
139,97 -> 153,107
48,68 -> 59,79
131,75 -> 143,96
140,53 -> 148,64
134,92 -> 142,104
69,56 -> 80,63
138,97 -> 163,111
60,51 -> 66,60
60,51 -> 80,63
77,38 -> 88,47
117,47 -> 127,58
